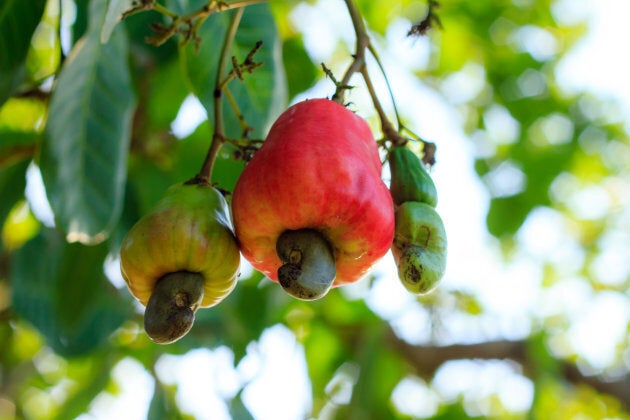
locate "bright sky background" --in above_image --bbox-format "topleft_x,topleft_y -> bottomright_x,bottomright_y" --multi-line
25,0 -> 630,418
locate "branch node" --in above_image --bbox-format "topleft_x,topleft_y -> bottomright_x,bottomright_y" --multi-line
232,56 -> 243,80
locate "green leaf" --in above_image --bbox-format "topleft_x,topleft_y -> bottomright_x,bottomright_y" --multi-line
209,145 -> 246,192
39,0 -> 136,244
432,402 -> 483,420
127,155 -> 178,215
187,271 -> 281,362
0,0 -> 47,106
10,229 -> 132,357
180,4 -> 287,138
167,0 -> 208,15
146,59 -> 190,128
305,322 -> 346,403
25,0 -> 61,83
486,193 -> 532,237
356,0 -> 421,34
101,0 -> 135,43
0,98 -> 46,167
0,97 -> 45,166
107,181 -> 141,255
0,131 -> 40,167
55,353 -> 115,419
148,380 -> 186,419
0,160 -> 29,236
342,326 -> 406,419
122,8 -> 178,62
172,121 -> 246,192
224,5 -> 287,137
228,390 -> 254,420
282,36 -> 318,100
73,0 -> 90,43
0,96 -> 47,132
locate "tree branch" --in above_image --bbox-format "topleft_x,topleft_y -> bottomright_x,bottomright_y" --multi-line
387,330 -> 630,409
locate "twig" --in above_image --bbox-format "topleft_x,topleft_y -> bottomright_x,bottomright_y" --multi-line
366,44 -> 403,131
153,2 -> 179,19
336,0 -> 438,165
222,40 -> 264,86
361,67 -> 436,166
223,87 -> 254,137
122,0 -> 155,19
359,66 -> 404,146
194,8 -> 245,183
368,38 -> 438,164
212,41 -> 264,143
124,0 -> 267,47
331,0 -> 369,104
321,63 -> 354,95
335,0 -> 406,147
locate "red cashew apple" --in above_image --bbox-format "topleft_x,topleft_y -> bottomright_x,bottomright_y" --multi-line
232,98 -> 395,300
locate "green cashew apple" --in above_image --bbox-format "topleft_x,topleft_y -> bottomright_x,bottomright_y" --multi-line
388,145 -> 438,207
392,201 -> 447,295
120,181 -> 240,343
232,98 -> 395,301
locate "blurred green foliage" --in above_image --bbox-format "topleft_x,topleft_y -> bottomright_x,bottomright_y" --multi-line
1,0 -> 629,419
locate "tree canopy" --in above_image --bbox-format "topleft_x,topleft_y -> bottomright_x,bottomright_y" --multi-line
1,0 -> 629,418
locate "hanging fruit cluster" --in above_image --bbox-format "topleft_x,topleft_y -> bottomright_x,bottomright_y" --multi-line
388,146 -> 447,294
118,104 -> 449,343
117,0 -> 447,344
118,99 -> 447,344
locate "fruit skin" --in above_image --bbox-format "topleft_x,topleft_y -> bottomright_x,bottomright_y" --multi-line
388,146 -> 437,207
392,201 -> 447,294
231,98 -> 395,287
120,182 -> 240,308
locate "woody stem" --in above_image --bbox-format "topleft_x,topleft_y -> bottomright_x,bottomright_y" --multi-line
196,7 -> 244,182
333,0 -> 407,147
